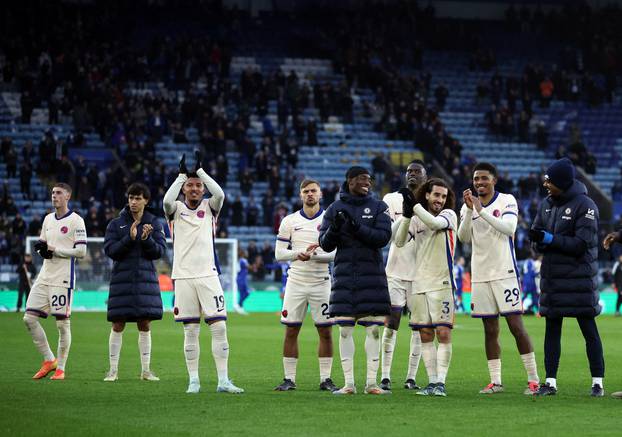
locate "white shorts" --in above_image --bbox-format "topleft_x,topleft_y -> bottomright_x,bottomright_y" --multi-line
280,279 -> 333,327
334,315 -> 385,327
173,276 -> 227,323
409,289 -> 454,329
387,277 -> 414,311
26,282 -> 73,318
471,277 -> 524,318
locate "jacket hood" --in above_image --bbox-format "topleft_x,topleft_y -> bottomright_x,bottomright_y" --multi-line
549,180 -> 587,206
339,181 -> 374,206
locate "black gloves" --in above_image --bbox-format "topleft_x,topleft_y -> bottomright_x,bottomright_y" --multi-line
34,241 -> 53,259
179,153 -> 188,174
528,229 -> 553,245
335,210 -> 359,232
333,211 -> 346,229
194,150 -> 203,172
399,187 -> 416,219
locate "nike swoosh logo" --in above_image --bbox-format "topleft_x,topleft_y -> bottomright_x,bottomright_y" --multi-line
180,213 -> 189,216
416,230 -> 425,234
294,227 -> 303,231
512,301 -> 520,307
217,308 -> 225,312
120,225 -> 127,228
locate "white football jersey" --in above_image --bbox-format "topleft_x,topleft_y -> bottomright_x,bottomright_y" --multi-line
277,209 -> 332,284
383,191 -> 416,281
460,192 -> 519,283
169,199 -> 220,280
407,209 -> 457,293
36,211 -> 87,288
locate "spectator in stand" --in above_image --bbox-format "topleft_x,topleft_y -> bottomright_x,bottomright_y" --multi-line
5,144 -> 17,178
539,77 -> 554,108
20,161 -> 32,199
15,253 -> 37,313
434,83 -> 449,110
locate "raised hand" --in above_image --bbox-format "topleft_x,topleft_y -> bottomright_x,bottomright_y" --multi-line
463,189 -> 474,210
603,232 -> 620,250
141,224 -> 153,240
399,187 -> 416,218
130,220 -> 140,240
194,150 -> 203,172
179,153 -> 188,174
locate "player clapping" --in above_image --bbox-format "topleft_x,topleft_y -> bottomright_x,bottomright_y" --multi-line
164,152 -> 243,394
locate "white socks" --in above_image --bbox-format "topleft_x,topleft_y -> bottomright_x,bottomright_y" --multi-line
436,343 -> 452,384
183,323 -> 200,380
318,357 -> 332,382
23,313 -> 55,362
283,357 -> 297,382
520,352 -> 539,383
138,331 -> 151,372
209,321 -> 230,384
56,319 -> 71,371
381,327 -> 397,380
592,377 -> 603,387
488,359 -> 502,385
339,326 -> 355,386
421,341 -> 438,384
365,325 -> 381,387
546,377 -> 557,388
283,357 -> 332,383
109,330 -> 123,371
406,330 -> 422,381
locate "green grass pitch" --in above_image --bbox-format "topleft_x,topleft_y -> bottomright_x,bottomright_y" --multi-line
1,312 -> 621,436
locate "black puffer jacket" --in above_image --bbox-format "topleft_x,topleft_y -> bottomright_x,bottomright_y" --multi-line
104,208 -> 167,322
532,180 -> 600,318
319,184 -> 392,317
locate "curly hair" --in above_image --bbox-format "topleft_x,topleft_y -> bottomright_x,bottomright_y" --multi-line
414,178 -> 455,211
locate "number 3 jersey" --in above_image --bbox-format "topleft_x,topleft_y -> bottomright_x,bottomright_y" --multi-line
406,209 -> 457,294
37,210 -> 87,288
169,199 -> 220,280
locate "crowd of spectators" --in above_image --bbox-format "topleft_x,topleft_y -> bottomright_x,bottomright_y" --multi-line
1,0 -> 621,277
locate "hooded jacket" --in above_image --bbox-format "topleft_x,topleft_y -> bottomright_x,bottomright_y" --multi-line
104,207 -> 166,322
318,183 -> 392,317
532,180 -> 600,318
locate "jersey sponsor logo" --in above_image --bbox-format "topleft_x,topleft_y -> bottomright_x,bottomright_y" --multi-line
493,209 -> 500,217
60,226 -> 68,234
197,210 -> 205,218
362,215 -> 373,219
561,216 -> 572,220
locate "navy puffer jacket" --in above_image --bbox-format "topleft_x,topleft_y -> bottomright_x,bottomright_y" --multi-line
532,180 -> 600,318
319,183 -> 392,317
104,208 -> 166,322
